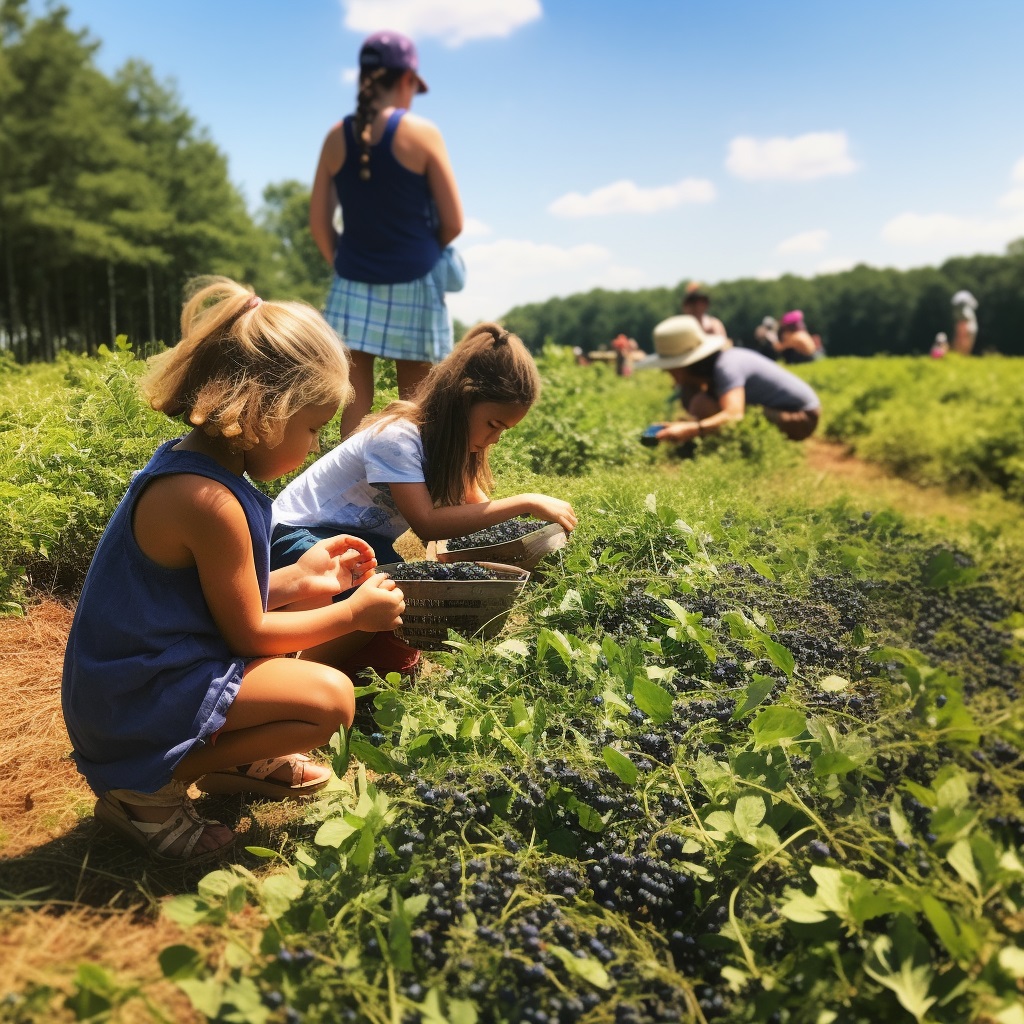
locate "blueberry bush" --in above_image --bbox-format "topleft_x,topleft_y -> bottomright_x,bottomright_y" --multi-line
2,350 -> 1023,1023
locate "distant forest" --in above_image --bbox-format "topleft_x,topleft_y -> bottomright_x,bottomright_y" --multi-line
503,247 -> 1024,358
2,1 -> 1022,363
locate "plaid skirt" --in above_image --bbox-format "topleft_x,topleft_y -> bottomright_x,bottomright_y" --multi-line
323,271 -> 453,363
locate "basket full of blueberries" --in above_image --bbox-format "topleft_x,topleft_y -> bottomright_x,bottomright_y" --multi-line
378,560 -> 530,650
434,518 -> 567,572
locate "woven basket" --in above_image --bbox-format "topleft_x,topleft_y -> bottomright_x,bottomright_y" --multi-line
379,561 -> 530,650
432,522 -> 568,572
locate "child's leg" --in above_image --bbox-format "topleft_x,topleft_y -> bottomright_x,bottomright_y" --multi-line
395,358 -> 431,400
339,350 -> 376,438
175,657 -> 355,783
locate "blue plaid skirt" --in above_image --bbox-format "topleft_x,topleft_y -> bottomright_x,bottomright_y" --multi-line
323,271 -> 453,362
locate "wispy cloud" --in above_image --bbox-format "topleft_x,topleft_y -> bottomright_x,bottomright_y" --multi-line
548,178 -> 715,218
460,217 -> 492,239
1012,156 -> 1024,182
881,210 -> 1024,247
340,66 -> 358,85
342,0 -> 541,47
446,238 -> 644,322
816,257 -> 856,275
776,229 -> 829,254
726,131 -> 858,182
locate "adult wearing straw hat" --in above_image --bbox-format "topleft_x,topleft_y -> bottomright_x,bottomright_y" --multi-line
636,315 -> 822,443
950,290 -> 978,355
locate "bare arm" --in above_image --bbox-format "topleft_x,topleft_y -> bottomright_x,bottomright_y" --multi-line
388,480 -> 576,541
310,125 -> 345,265
135,476 -> 404,656
421,122 -> 463,247
656,388 -> 745,442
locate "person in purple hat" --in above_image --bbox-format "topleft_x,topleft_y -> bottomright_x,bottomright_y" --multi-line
774,310 -> 821,364
310,30 -> 464,438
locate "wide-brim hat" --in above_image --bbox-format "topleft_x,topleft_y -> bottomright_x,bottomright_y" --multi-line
359,30 -> 429,93
635,315 -> 726,371
951,290 -> 978,309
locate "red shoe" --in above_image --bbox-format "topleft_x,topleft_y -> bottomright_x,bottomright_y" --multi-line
339,631 -> 421,680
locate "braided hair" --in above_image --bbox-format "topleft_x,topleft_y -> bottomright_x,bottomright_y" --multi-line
354,66 -> 405,181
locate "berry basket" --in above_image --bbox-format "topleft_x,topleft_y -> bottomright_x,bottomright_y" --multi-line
431,520 -> 567,572
378,561 -> 530,650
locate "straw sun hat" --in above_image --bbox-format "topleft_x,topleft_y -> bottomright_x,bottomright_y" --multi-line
635,315 -> 726,371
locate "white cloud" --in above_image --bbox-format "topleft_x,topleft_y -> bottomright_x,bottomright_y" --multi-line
726,131 -> 858,182
999,187 -> 1024,210
446,238 -> 644,322
341,66 -> 358,85
547,177 -> 716,218
776,229 -> 829,254
460,217 -> 492,239
816,258 -> 856,275
881,210 -> 1024,248
342,0 -> 541,47
1012,156 -> 1024,183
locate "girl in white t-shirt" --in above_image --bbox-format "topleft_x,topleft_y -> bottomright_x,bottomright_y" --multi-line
271,321 -> 576,673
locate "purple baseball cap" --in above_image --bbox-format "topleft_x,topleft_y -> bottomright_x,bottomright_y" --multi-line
359,30 -> 428,93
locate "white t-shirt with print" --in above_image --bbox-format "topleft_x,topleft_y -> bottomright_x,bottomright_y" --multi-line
272,418 -> 425,540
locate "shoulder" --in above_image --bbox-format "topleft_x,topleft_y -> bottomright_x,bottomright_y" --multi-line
144,472 -> 242,521
396,112 -> 444,146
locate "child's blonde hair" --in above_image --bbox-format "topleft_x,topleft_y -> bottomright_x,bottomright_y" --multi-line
143,277 -> 352,451
363,322 -> 541,507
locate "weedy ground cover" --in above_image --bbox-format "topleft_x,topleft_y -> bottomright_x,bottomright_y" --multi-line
1,348 -> 1022,1024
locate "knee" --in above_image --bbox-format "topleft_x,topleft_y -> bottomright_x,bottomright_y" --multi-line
307,663 -> 356,736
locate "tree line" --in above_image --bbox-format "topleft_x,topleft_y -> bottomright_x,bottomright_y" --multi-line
504,245 -> 1024,358
3,1 -> 1022,364
0,1 -> 328,362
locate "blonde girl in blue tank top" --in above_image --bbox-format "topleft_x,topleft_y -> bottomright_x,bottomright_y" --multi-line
61,277 -> 406,862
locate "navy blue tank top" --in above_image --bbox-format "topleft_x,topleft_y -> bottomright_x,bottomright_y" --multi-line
61,440 -> 273,794
333,109 -> 442,284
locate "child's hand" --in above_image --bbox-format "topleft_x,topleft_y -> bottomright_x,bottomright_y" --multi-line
349,572 -> 406,632
296,535 -> 377,602
523,494 -> 578,533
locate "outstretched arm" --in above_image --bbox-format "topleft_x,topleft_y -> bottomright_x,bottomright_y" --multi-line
389,480 -> 576,541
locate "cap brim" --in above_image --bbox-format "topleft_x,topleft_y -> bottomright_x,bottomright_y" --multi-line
415,75 -> 428,94
635,336 -> 726,371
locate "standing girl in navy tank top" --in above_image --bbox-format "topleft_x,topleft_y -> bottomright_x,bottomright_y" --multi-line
310,30 -> 464,439
61,277 -> 406,862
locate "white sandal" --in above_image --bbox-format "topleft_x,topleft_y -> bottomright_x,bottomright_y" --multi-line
196,753 -> 332,800
94,781 -> 234,863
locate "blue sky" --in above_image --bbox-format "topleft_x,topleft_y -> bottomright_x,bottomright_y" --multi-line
68,0 -> 1024,322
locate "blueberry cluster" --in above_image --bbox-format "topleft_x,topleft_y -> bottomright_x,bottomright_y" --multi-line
385,561 -> 506,582
447,517 -> 550,551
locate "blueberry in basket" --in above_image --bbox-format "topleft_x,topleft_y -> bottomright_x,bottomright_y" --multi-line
384,561 -> 507,582
446,517 -> 550,552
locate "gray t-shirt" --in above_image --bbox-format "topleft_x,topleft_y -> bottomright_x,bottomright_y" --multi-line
272,418 -> 425,540
712,348 -> 820,412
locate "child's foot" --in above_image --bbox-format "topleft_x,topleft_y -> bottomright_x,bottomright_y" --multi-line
95,781 -> 234,862
196,753 -> 332,800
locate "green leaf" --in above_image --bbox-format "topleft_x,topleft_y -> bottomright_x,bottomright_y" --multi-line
631,676 -> 674,723
162,894 -> 219,928
537,627 -> 573,667
243,846 -> 279,859
819,675 -> 849,692
750,706 -> 806,749
389,890 -> 415,972
571,798 -> 606,832
863,929 -> 937,1024
747,555 -> 775,580
547,946 -> 612,989
733,795 -> 766,838
813,751 -> 861,777
176,977 -> 224,1018
158,945 -> 203,981
314,817 -> 358,848
732,675 -> 775,720
946,839 -> 982,895
602,746 -> 639,785
260,871 -> 306,920
350,738 -> 409,777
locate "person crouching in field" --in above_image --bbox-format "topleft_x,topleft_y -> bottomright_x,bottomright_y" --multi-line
637,314 -> 822,445
61,277 -> 406,863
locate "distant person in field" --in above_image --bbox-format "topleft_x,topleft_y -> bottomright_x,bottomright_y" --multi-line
681,282 -> 729,340
61,278 -> 406,863
637,314 -> 822,443
774,310 -> 822,363
271,322 -> 578,678
310,29 -> 464,438
611,333 -> 633,376
752,315 -> 780,359
950,290 -> 979,355
930,332 -> 950,358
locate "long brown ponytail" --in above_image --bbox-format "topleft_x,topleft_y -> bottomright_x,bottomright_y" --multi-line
354,67 -> 404,181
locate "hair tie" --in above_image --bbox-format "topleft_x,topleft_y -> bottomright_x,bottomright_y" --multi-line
244,295 -> 263,311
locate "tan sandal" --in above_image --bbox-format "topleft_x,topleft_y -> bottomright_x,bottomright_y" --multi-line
94,781 -> 235,863
196,753 -> 332,800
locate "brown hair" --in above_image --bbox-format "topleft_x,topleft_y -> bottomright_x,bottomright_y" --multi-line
142,276 -> 352,452
362,322 -> 541,506
354,66 -> 405,181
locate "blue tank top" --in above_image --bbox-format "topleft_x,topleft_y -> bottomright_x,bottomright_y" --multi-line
61,440 -> 272,794
333,109 -> 442,284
